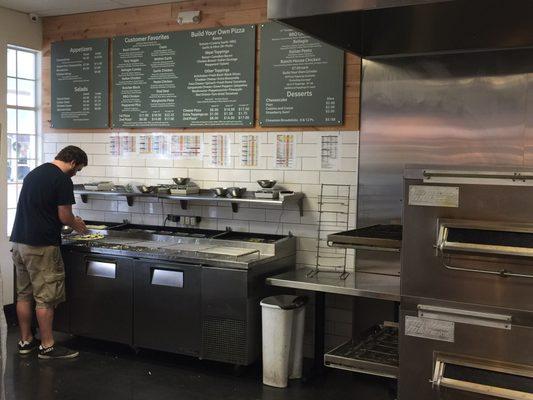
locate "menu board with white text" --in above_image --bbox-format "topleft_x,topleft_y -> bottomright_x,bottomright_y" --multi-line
113,25 -> 255,128
51,38 -> 109,128
259,23 -> 344,126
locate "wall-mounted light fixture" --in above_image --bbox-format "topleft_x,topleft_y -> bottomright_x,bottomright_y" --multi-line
176,10 -> 201,25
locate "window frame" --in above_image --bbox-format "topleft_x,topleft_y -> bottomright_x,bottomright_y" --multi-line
6,45 -> 40,235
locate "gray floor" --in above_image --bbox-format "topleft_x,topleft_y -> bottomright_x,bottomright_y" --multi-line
4,327 -> 396,400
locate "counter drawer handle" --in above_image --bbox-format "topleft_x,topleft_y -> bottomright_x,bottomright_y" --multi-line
151,269 -> 183,288
87,261 -> 116,279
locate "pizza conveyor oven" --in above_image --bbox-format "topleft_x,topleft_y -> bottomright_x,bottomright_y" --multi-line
400,166 -> 533,400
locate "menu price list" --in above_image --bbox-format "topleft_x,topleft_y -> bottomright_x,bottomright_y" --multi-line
259,23 -> 344,127
113,25 -> 255,128
51,38 -> 109,128
113,33 -> 177,128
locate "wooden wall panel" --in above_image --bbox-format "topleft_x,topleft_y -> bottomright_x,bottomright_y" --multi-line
42,0 -> 361,134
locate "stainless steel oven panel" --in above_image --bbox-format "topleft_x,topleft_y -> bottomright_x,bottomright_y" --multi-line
399,304 -> 533,400
358,51 -> 533,277
402,176 -> 533,311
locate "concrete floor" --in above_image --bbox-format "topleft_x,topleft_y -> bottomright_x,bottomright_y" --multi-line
4,327 -> 396,400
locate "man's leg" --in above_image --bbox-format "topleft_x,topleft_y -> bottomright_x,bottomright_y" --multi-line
33,246 -> 65,350
21,246 -> 78,359
13,244 -> 34,343
16,300 -> 33,342
35,307 -> 54,348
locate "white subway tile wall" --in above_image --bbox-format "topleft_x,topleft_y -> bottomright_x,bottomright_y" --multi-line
46,130 -> 359,353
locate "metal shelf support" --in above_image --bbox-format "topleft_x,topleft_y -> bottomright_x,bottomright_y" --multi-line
309,184 -> 352,280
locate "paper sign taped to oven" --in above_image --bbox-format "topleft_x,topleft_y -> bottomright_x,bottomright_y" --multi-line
408,185 -> 459,208
405,316 -> 455,342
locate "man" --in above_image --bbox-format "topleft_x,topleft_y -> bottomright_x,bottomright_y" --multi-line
10,146 -> 88,359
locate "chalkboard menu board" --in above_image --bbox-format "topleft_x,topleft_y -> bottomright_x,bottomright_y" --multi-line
113,25 -> 255,128
259,23 -> 344,127
51,38 -> 109,128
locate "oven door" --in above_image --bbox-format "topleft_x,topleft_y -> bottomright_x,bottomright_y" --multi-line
399,299 -> 533,400
402,178 -> 533,312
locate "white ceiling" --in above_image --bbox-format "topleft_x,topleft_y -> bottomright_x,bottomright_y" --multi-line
0,0 -> 177,17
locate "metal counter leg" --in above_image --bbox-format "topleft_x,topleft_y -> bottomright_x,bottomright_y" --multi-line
303,291 -> 326,381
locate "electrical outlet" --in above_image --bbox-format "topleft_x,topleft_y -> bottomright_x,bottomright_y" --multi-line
167,214 -> 180,223
166,214 -> 201,225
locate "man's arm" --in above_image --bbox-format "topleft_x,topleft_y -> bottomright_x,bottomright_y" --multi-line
58,205 -> 87,234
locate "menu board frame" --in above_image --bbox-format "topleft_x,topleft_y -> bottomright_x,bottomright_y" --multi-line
258,22 -> 344,127
112,24 -> 256,129
51,38 -> 109,128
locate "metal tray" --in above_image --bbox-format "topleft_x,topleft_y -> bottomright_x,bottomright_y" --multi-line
324,323 -> 399,379
327,224 -> 402,251
196,246 -> 261,261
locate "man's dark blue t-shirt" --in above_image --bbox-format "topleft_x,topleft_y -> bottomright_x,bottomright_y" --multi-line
10,163 -> 75,246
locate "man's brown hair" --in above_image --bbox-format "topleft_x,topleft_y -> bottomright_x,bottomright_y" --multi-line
55,146 -> 88,166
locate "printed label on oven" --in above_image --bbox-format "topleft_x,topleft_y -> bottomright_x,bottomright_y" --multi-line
408,185 -> 459,208
405,316 -> 455,342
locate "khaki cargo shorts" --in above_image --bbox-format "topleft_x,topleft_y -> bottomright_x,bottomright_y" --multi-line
12,243 -> 66,309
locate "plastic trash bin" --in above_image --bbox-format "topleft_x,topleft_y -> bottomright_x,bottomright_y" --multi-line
260,295 -> 307,388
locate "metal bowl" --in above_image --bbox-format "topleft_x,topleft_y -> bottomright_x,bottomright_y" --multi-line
61,226 -> 73,235
213,187 -> 228,197
257,179 -> 277,188
172,177 -> 190,186
228,187 -> 247,198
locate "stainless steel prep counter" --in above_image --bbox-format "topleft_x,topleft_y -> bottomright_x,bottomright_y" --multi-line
266,267 -> 400,378
266,268 -> 400,301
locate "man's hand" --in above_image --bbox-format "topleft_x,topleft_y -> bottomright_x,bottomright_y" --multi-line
71,216 -> 88,234
58,205 -> 88,234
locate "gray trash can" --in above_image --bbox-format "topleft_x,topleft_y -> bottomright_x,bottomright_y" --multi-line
260,295 -> 307,388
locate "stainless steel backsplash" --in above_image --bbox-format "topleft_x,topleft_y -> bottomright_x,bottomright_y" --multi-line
357,48 -> 533,275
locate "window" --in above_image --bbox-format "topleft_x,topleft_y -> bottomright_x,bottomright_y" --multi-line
6,46 -> 39,235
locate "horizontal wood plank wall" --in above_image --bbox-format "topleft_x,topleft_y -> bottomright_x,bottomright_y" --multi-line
42,0 -> 361,134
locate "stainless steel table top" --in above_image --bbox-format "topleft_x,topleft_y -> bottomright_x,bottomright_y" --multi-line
266,268 -> 400,301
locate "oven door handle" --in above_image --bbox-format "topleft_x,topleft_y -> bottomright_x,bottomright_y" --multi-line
441,255 -> 533,279
430,355 -> 533,400
417,304 -> 512,329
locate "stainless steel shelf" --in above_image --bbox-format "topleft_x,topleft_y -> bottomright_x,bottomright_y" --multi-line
74,189 -> 304,214
266,268 -> 400,301
324,323 -> 399,379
